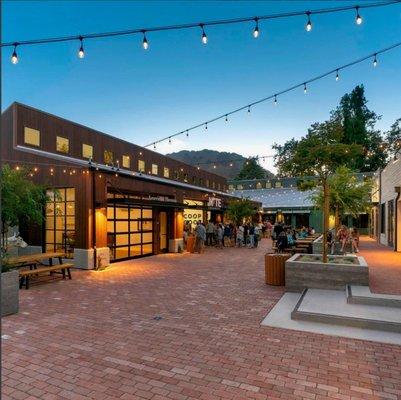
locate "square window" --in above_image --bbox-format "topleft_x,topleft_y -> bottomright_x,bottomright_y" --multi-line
56,136 -> 69,153
275,181 -> 282,188
24,127 -> 40,146
163,167 -> 170,178
82,144 -> 93,159
138,160 -> 145,172
104,150 -> 114,165
122,155 -> 130,169
151,164 -> 158,175
183,173 -> 188,182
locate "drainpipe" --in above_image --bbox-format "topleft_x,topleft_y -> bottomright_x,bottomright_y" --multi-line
378,168 -> 382,244
91,168 -> 97,270
395,186 -> 400,252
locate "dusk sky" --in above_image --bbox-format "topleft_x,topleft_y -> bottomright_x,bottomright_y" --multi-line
2,1 -> 401,173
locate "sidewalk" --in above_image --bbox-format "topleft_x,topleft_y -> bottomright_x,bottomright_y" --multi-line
358,236 -> 401,295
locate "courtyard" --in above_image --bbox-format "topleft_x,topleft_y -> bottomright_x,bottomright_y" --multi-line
2,237 -> 401,400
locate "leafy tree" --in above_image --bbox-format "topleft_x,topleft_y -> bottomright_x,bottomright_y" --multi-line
225,198 -> 256,225
1,165 -> 48,256
332,85 -> 386,171
235,158 -> 266,180
309,166 -> 373,228
385,118 -> 401,158
272,138 -> 299,178
277,118 -> 363,262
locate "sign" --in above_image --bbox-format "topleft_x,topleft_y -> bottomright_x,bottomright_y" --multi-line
184,209 -> 204,229
208,197 -> 222,208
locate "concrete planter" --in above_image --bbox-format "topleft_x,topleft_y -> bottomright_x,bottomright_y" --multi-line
312,235 -> 351,255
285,253 -> 369,292
1,269 -> 19,316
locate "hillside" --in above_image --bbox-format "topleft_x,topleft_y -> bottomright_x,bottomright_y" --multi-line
167,149 -> 275,180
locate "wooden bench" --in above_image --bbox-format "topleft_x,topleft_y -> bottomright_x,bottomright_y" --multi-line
19,263 -> 73,289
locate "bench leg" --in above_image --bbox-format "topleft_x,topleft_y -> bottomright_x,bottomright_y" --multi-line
67,268 -> 72,280
19,277 -> 24,289
25,276 -> 29,290
62,269 -> 66,279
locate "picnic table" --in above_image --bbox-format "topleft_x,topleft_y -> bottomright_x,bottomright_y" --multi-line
8,251 -> 73,289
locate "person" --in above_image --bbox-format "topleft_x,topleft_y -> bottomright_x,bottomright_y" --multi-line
236,225 -> 244,247
286,228 -> 296,248
248,225 -> 255,248
273,222 -> 284,240
327,229 -> 335,255
223,224 -> 231,247
206,220 -> 214,246
266,220 -> 273,239
216,224 -> 224,249
194,221 -> 206,253
243,224 -> 249,246
310,227 -> 316,235
337,225 -> 349,253
254,224 -> 260,248
299,226 -> 308,238
276,231 -> 288,253
350,227 -> 359,253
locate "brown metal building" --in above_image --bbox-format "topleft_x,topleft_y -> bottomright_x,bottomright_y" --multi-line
1,102 -> 249,268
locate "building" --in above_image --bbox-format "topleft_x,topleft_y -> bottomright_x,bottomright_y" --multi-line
1,102 -> 249,268
229,175 -> 373,234
372,152 -> 401,251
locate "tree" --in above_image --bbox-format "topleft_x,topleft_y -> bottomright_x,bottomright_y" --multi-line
225,198 -> 256,226
332,85 -> 386,171
272,138 -> 299,178
276,118 -> 363,262
385,118 -> 401,158
309,166 -> 373,229
235,158 -> 266,180
1,165 -> 48,256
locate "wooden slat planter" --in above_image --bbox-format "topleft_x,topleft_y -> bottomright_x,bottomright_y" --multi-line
265,253 -> 291,286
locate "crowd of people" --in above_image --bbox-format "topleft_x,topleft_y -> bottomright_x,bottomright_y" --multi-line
327,225 -> 360,254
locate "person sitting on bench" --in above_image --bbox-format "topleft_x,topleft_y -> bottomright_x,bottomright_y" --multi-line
276,231 -> 288,253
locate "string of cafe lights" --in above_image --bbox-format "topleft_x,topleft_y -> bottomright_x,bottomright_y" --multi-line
3,1 -> 401,64
145,39 -> 401,148
194,155 -> 274,170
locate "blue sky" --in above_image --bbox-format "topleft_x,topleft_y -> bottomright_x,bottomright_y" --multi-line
2,1 -> 401,172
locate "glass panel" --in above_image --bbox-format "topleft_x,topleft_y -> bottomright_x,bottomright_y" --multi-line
116,234 -> 129,246
142,209 -> 152,219
107,221 -> 114,232
46,190 -> 55,201
57,189 -> 66,201
115,247 -> 129,259
138,160 -> 145,172
66,202 -> 75,216
130,245 -> 142,257
46,230 -> 54,243
142,232 -> 153,243
130,220 -> 140,232
66,217 -> 75,230
115,221 -> 129,232
130,208 -> 141,219
55,216 -> 65,229
107,207 -> 114,219
55,231 -> 64,243
163,167 -> 169,178
142,244 -> 153,255
130,233 -> 141,245
104,150 -> 114,164
152,164 -> 158,175
66,188 -> 75,202
115,207 -> 129,219
56,136 -> 69,153
82,143 -> 93,159
24,127 -> 40,146
122,155 -> 130,168
46,244 -> 54,252
142,220 -> 153,231
46,203 -> 55,216
46,216 -> 54,229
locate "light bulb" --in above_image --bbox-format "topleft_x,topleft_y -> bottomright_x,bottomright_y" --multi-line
247,105 -> 251,113
205,122 -> 208,130
303,83 -> 307,94
225,114 -> 228,122
373,54 -> 378,67
11,47 -> 18,64
274,95 -> 278,105
200,24 -> 208,44
142,32 -> 149,50
335,70 -> 340,81
253,18 -> 259,38
305,12 -> 312,32
78,37 -> 85,58
153,143 -> 156,150
168,137 -> 171,144
355,6 -> 363,25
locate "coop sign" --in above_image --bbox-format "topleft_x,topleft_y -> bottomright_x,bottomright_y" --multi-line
208,197 -> 222,208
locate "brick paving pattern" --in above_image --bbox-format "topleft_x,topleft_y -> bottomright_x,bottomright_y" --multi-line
2,237 -> 401,399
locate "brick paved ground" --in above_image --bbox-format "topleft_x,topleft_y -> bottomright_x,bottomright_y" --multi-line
2,238 -> 401,400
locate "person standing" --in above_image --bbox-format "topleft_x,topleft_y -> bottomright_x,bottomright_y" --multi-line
236,225 -> 244,247
206,220 -> 214,246
216,224 -> 224,249
195,221 -> 206,253
350,228 -> 359,253
248,225 -> 255,248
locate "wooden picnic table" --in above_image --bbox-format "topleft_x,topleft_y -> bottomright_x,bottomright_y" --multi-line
8,251 -> 66,268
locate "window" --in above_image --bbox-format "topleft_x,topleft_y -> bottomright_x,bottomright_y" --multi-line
380,203 -> 386,234
56,136 -> 69,153
217,183 -> 221,191
275,181 -> 282,188
45,188 -> 75,255
212,181 -> 216,189
228,185 -> 234,190
256,182 -> 262,189
82,144 -> 93,159
163,167 -> 170,178
266,182 -> 272,189
192,176 -> 197,185
237,184 -> 243,190
104,150 -> 114,165
152,164 -> 158,175
24,127 -> 40,146
174,170 -> 179,180
183,173 -> 188,182
122,155 -> 130,169
138,160 -> 145,172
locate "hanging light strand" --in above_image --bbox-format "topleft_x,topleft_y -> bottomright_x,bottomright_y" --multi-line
144,39 -> 401,148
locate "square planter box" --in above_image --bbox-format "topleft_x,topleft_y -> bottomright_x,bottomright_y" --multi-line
285,253 -> 369,292
1,269 -> 19,316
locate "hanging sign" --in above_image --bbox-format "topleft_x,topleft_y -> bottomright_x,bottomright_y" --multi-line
208,197 -> 222,208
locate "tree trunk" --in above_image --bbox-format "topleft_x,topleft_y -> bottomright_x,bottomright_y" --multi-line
335,205 -> 340,230
322,179 -> 329,263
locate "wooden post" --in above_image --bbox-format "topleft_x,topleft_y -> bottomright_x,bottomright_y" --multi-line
322,178 -> 329,263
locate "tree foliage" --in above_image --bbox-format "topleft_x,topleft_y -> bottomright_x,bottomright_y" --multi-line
235,158 -> 266,180
225,198 -> 256,225
385,118 -> 401,158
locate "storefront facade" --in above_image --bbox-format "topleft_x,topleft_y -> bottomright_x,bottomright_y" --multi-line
1,102 -> 236,268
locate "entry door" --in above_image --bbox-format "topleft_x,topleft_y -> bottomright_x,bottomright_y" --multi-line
159,212 -> 168,252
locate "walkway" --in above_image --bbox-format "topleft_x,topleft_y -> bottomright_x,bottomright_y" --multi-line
2,240 -> 401,400
358,236 -> 401,295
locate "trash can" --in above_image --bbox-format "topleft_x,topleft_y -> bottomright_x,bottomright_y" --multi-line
186,236 -> 195,253
265,253 -> 291,286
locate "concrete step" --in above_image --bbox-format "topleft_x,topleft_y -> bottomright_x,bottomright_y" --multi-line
346,285 -> 401,308
291,288 -> 401,333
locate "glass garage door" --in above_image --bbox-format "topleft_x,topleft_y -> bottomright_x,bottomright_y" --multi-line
107,204 -> 153,261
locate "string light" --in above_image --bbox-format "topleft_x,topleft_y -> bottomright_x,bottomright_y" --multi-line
225,114 -> 228,122
168,137 -> 172,144
335,69 -> 340,81
373,53 -> 378,67
11,44 -> 18,64
186,130 -> 189,137
303,83 -> 307,93
253,18 -> 260,38
247,105 -> 251,113
305,12 -> 312,32
205,122 -> 208,130
200,24 -> 208,44
355,6 -> 363,25
142,31 -> 149,50
153,143 -> 156,149
78,36 -> 85,58
274,95 -> 278,106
